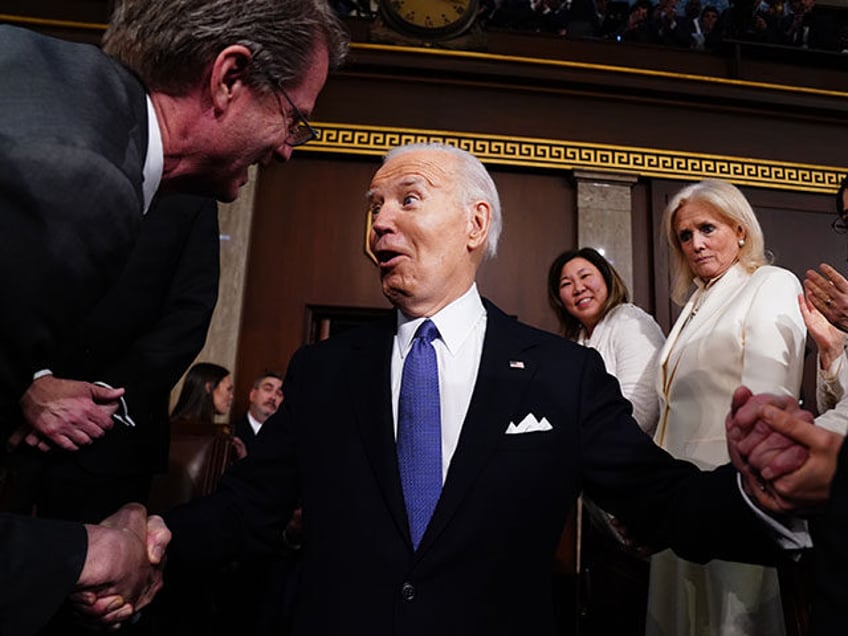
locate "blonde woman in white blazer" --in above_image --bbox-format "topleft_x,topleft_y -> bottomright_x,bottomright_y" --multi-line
648,180 -> 806,636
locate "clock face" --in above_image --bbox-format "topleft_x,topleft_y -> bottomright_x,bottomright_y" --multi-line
381,0 -> 478,38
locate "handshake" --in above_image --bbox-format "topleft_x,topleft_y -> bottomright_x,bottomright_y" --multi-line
727,385 -> 843,514
73,503 -> 171,629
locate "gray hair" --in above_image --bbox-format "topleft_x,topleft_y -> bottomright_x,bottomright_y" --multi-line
103,0 -> 349,95
662,179 -> 767,305
383,143 -> 503,259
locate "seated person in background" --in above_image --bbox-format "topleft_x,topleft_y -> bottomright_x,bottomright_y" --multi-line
149,363 -> 234,513
617,0 -> 654,42
548,247 -> 664,435
232,371 -> 284,458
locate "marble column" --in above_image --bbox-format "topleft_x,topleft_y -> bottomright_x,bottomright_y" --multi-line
169,166 -> 258,409
574,171 -> 639,294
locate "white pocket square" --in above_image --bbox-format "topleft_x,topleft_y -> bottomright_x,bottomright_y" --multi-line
505,413 -> 553,434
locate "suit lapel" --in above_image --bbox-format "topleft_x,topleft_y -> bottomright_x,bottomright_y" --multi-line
347,318 -> 412,542
416,301 -> 537,556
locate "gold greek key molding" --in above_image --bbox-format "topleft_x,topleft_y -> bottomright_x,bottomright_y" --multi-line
305,123 -> 845,194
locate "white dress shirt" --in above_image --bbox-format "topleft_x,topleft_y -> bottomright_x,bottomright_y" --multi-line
391,284 -> 487,483
247,411 -> 263,436
142,95 -> 163,214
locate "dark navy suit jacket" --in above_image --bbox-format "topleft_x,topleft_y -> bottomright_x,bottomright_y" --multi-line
166,300 -> 782,636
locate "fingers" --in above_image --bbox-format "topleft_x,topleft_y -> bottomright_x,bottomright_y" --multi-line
146,515 -> 171,565
756,404 -> 820,448
820,263 -> 848,292
6,426 -> 27,451
760,444 -> 810,481
89,384 -> 125,403
730,385 -> 753,416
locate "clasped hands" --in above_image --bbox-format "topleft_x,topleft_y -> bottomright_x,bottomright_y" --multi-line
73,503 -> 172,629
726,385 -> 843,515
10,375 -> 124,452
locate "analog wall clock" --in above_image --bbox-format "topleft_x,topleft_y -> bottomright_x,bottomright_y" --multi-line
379,0 -> 479,40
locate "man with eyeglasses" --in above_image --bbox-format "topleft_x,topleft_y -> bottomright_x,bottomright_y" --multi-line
728,175 -> 848,634
0,0 -> 348,632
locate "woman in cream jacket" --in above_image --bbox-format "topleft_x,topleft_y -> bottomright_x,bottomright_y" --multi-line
648,180 -> 806,636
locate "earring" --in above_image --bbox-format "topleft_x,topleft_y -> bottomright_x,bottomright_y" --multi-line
738,238 -> 745,247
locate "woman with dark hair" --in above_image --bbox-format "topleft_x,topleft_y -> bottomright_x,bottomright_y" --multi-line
548,247 -> 664,434
150,362 -> 234,512
170,362 -> 233,428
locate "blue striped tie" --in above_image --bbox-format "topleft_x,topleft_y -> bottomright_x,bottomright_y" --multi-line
397,319 -> 442,550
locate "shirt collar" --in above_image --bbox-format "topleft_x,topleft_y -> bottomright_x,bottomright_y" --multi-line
396,283 -> 485,358
247,411 -> 263,434
142,95 -> 164,214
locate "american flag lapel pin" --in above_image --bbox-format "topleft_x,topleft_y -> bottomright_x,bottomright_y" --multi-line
509,360 -> 525,369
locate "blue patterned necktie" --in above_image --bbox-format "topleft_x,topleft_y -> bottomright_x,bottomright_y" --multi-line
397,319 -> 442,550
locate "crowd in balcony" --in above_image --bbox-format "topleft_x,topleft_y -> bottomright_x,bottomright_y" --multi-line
330,0 -> 847,54
476,0 -> 846,51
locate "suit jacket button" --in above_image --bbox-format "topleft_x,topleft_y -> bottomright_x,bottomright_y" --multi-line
401,582 -> 416,601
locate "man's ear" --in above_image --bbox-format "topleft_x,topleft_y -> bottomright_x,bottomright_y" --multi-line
467,201 -> 491,252
209,44 -> 254,113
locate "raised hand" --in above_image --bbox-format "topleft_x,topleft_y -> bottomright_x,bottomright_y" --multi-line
798,292 -> 847,372
805,263 -> 848,333
17,375 -> 124,451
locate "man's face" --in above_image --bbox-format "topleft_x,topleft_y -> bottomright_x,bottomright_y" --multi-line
248,377 -> 284,423
366,149 -> 489,317
203,44 -> 329,202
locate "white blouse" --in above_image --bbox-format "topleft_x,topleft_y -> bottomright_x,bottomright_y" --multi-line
577,303 -> 665,435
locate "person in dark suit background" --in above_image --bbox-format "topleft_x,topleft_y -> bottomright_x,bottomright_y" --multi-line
162,142 -> 807,635
0,0 -> 349,631
232,371 -> 284,456
6,194 -> 220,525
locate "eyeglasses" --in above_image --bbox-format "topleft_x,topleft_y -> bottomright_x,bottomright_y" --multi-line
833,213 -> 848,234
278,87 -> 318,147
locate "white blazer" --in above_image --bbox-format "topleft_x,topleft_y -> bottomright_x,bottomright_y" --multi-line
655,263 -> 806,470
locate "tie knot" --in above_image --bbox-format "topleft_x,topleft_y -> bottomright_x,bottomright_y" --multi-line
415,319 -> 440,345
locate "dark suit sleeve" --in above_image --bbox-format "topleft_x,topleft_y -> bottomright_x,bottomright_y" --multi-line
49,195 -> 219,475
88,196 -> 220,397
810,437 -> 848,632
0,140 -> 142,405
575,348 -> 782,565
0,514 -> 87,636
163,349 -> 304,569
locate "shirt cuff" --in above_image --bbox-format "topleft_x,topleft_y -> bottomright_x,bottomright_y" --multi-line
737,473 -> 812,550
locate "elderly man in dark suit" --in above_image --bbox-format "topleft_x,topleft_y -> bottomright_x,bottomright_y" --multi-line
0,0 -> 348,631
164,143 -> 803,635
